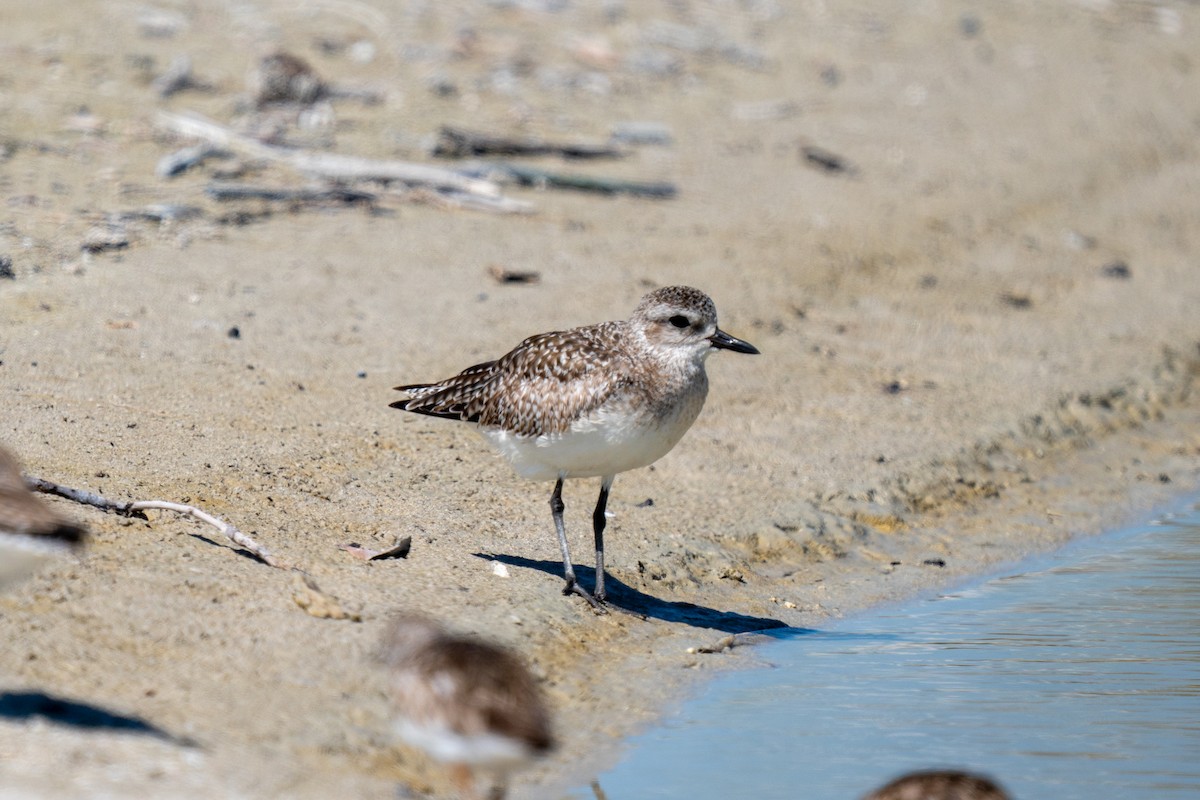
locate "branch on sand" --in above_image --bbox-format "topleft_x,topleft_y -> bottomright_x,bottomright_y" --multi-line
433,125 -> 626,159
156,110 -> 502,199
27,477 -> 283,569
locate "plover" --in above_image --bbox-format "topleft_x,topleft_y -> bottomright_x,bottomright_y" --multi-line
377,614 -> 554,800
0,445 -> 87,590
390,285 -> 758,610
863,770 -> 1010,800
249,52 -> 324,107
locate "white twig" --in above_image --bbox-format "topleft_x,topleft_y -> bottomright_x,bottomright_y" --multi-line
156,110 -> 502,198
29,478 -> 283,569
129,500 -> 281,568
388,186 -> 535,215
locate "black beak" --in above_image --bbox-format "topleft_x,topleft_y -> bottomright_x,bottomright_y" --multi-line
708,328 -> 760,355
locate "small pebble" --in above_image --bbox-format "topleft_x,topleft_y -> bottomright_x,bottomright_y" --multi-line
488,265 -> 541,285
801,144 -> 854,175
81,224 -> 129,253
999,291 -> 1033,309
1100,261 -> 1131,279
348,40 -> 376,63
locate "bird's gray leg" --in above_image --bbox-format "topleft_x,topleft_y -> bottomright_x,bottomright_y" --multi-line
550,478 -> 575,587
592,477 -> 614,602
551,477 -> 604,612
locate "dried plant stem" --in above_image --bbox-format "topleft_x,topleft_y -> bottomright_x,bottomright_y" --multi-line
156,110 -> 501,198
28,478 -> 283,569
434,125 -> 626,159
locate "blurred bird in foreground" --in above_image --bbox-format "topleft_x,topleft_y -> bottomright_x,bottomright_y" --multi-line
862,770 -> 1010,800
0,445 -> 87,590
377,614 -> 554,799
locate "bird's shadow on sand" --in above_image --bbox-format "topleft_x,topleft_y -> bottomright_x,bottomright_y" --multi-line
0,691 -> 197,746
475,554 -> 789,633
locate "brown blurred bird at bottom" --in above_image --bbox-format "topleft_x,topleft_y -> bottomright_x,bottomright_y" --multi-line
862,770 -> 1010,800
377,614 -> 554,800
0,445 -> 87,590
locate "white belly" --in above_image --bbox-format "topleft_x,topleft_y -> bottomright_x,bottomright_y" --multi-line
480,392 -> 705,481
394,718 -> 534,770
0,533 -> 71,591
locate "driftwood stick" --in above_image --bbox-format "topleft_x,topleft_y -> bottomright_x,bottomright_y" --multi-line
156,111 -> 501,198
156,110 -> 276,158
128,500 -> 279,568
482,162 -> 677,198
284,150 -> 500,196
28,478 -> 282,569
27,478 -> 145,518
401,188 -> 535,215
434,125 -> 626,159
205,183 -> 376,204
157,143 -> 229,179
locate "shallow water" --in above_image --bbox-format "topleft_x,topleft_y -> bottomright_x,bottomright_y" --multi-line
585,500 -> 1200,799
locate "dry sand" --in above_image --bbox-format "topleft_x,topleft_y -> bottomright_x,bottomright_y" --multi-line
2,1 -> 1199,797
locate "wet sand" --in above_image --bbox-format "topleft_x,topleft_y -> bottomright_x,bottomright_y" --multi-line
1,1 -> 1199,797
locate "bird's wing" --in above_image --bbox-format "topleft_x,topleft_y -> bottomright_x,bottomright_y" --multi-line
391,322 -> 631,437
0,449 -> 86,543
390,359 -> 499,422
0,486 -> 86,543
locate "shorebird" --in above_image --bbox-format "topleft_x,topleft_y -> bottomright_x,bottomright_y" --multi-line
862,770 -> 1010,800
0,445 -> 87,590
377,614 -> 554,800
249,52 -> 324,107
390,285 -> 758,611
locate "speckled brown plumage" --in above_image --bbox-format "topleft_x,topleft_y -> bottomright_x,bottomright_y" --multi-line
249,52 -> 324,106
0,446 -> 86,546
862,770 -> 1010,800
0,445 -> 87,591
396,320 -> 646,437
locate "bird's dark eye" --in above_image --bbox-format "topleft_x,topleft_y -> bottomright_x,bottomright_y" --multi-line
668,315 -> 690,329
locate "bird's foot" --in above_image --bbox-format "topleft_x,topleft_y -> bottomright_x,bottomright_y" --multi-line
563,580 -> 607,614
561,581 -> 646,619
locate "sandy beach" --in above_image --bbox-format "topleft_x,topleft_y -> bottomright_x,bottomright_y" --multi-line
2,1 -> 1199,797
